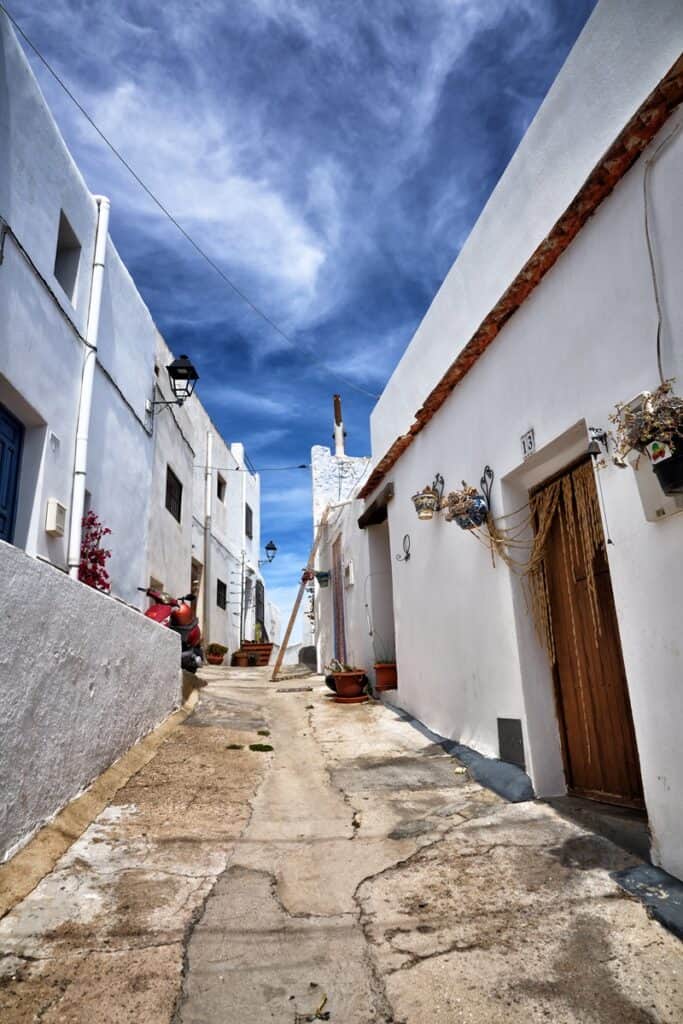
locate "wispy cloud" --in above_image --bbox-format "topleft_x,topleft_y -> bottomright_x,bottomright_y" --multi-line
10,0 -> 596,632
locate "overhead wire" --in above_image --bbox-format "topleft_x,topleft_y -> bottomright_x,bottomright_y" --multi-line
0,2 -> 381,401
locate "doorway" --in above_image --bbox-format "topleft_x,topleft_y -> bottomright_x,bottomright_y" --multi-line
0,403 -> 23,544
332,536 -> 347,664
537,459 -> 644,809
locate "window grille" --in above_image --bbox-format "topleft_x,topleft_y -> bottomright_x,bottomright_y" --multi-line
165,466 -> 182,522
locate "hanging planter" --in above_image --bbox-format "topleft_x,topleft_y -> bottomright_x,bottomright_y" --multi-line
611,381 -> 683,495
444,467 -> 493,530
314,570 -> 330,587
411,474 -> 444,521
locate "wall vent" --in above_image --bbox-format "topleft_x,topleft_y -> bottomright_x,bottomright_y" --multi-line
45,498 -> 67,537
497,718 -> 526,770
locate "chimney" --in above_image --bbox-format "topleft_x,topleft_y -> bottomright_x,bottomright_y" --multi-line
333,394 -> 345,457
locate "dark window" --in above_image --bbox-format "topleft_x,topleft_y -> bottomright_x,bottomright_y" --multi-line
54,211 -> 81,302
216,578 -> 227,609
165,466 -> 182,522
217,474 -> 226,503
245,503 -> 253,539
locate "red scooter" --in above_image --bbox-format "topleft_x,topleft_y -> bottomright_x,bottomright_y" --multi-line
140,588 -> 203,673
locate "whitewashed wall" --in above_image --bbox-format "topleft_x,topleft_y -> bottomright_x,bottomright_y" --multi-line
0,17 -> 157,608
357,103 -> 683,881
0,540 -> 180,862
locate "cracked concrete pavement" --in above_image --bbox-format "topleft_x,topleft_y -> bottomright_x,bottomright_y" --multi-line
1,666 -> 681,1023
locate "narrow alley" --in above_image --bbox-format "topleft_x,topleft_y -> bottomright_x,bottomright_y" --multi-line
1,667 -> 680,1024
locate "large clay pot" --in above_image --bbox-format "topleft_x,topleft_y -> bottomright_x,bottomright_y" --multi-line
234,652 -> 249,667
333,671 -> 366,699
207,653 -> 224,666
374,663 -> 397,691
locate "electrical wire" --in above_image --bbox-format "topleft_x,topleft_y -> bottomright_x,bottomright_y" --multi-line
643,123 -> 681,385
0,2 -> 381,402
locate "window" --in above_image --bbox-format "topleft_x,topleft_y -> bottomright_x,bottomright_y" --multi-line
217,473 -> 226,503
245,502 -> 253,539
165,466 -> 182,522
54,211 -> 81,303
216,578 -> 227,609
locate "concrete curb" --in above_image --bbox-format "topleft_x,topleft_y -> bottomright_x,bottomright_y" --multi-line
0,689 -> 199,920
388,705 -> 535,803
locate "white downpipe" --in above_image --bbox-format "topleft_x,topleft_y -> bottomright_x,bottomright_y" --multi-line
68,196 -> 111,579
203,430 -> 213,643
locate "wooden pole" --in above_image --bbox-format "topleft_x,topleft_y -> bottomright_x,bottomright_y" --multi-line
271,507 -> 329,682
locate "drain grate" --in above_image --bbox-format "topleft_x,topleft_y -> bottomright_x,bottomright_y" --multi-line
276,686 -> 314,693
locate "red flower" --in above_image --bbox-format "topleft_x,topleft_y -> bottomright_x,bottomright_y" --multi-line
78,511 -> 112,592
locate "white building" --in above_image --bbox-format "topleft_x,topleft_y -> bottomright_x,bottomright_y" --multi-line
0,11 -> 279,653
0,10 -> 280,861
313,0 -> 683,884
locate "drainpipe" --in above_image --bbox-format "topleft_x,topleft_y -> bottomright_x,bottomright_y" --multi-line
203,430 -> 213,643
333,393 -> 345,457
68,196 -> 111,579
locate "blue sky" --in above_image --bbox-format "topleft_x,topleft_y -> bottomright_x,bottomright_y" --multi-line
11,0 -> 596,634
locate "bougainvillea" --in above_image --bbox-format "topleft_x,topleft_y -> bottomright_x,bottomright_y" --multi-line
79,510 -> 112,592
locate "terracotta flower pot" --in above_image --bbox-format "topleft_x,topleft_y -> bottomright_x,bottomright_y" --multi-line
207,653 -> 224,666
234,652 -> 249,667
333,671 -> 366,699
374,663 -> 397,690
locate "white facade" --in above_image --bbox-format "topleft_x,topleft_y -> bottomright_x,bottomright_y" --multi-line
0,539 -> 180,862
314,0 -> 683,882
0,14 -> 279,655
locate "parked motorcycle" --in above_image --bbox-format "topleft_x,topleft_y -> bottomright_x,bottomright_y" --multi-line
139,588 -> 203,673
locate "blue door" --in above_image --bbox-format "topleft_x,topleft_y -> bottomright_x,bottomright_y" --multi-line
0,404 -> 23,543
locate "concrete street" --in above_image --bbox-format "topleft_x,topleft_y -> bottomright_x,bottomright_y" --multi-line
1,666 -> 681,1023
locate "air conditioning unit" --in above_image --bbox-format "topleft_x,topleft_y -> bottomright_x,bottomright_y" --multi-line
45,498 -> 67,537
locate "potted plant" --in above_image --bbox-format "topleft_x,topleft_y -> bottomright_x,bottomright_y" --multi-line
314,570 -> 330,587
611,380 -> 683,495
233,650 -> 249,667
326,660 -> 368,699
206,642 -> 228,666
411,484 -> 441,521
443,483 -> 489,529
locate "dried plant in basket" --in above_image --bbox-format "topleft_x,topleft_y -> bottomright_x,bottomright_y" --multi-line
610,379 -> 683,465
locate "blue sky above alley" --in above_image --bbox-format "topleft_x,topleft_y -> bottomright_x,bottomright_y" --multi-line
12,0 -> 596,633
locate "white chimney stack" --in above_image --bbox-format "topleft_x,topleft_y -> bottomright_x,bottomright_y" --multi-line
333,394 -> 345,457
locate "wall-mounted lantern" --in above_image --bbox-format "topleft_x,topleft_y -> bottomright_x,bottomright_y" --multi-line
258,540 -> 277,567
148,354 -> 199,416
444,466 -> 494,530
411,474 -> 445,520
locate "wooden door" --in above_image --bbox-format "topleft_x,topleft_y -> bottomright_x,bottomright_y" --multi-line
332,536 -> 347,664
0,404 -> 23,544
540,461 -> 644,808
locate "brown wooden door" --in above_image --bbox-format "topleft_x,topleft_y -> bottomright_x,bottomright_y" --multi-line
540,461 -> 644,808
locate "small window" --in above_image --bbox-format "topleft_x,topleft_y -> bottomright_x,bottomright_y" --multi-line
216,578 -> 227,609
217,474 -> 226,503
54,211 -> 81,303
165,466 -> 182,522
245,503 -> 253,539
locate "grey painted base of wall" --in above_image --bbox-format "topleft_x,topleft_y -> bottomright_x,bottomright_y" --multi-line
389,706 -> 535,803
612,865 -> 683,942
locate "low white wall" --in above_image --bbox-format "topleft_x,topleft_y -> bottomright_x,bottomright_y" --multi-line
0,541 -> 181,862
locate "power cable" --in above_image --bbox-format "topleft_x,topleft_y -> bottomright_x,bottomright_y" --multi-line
0,2 -> 381,401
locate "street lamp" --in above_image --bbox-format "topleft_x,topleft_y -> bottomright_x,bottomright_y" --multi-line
259,540 -> 277,567
148,354 -> 199,415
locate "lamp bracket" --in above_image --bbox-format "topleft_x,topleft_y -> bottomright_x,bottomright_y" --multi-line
480,465 -> 494,512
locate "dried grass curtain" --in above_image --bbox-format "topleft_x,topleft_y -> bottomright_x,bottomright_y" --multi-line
484,461 -> 604,664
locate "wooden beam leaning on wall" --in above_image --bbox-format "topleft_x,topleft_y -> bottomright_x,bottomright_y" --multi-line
270,507 -> 330,683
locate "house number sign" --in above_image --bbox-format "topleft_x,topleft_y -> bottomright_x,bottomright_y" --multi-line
521,428 -> 536,459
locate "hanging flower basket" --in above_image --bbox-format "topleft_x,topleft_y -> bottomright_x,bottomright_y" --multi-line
444,484 -> 489,530
611,380 -> 683,495
301,568 -> 315,583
